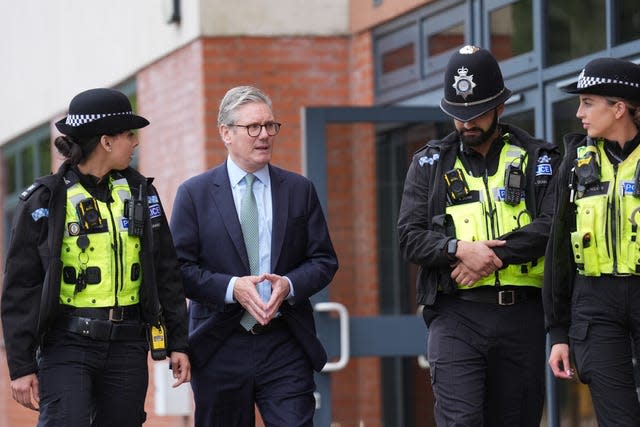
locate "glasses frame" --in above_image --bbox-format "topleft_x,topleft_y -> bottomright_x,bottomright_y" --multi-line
230,122 -> 282,137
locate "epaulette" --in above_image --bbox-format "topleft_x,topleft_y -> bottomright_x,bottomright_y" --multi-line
19,182 -> 42,201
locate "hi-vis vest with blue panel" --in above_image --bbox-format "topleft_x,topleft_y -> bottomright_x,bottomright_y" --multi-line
445,141 -> 543,289
571,139 -> 640,276
60,177 -> 142,307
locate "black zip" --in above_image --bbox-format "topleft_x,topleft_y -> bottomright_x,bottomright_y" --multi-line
482,170 -> 501,287
611,163 -> 619,274
106,201 -> 123,306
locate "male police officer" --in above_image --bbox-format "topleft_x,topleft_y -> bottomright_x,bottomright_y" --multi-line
397,45 -> 560,426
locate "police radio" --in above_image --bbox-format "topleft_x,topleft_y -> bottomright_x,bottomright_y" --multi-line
125,185 -> 145,237
504,163 -> 525,205
148,323 -> 167,360
444,168 -> 470,202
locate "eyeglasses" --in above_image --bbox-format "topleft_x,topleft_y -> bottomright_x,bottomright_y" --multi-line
230,122 -> 282,137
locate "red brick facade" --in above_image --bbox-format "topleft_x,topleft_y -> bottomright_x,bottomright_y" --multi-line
0,31 -> 381,426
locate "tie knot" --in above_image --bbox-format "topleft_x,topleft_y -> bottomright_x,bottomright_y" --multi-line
245,173 -> 256,187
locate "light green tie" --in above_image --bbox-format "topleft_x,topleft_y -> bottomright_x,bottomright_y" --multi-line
239,173 -> 259,330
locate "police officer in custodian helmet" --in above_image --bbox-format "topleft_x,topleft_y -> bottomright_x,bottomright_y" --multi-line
398,45 -> 560,426
1,88 -> 190,426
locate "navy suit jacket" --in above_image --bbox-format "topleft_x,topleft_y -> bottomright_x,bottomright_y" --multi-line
170,162 -> 338,371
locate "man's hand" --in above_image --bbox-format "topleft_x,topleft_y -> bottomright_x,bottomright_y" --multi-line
451,239 -> 506,286
11,373 -> 39,411
169,351 -> 191,387
548,343 -> 575,380
264,273 -> 291,322
233,274 -> 268,324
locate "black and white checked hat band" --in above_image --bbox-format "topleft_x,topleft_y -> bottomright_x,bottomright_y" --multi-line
65,111 -> 134,127
576,70 -> 640,90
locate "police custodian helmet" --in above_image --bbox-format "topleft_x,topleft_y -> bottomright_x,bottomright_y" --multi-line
440,45 -> 512,122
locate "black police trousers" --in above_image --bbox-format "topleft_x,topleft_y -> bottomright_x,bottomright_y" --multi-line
36,323 -> 149,427
424,293 -> 546,427
570,276 -> 640,427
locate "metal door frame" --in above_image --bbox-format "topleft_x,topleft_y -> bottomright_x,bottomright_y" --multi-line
302,106 -> 446,426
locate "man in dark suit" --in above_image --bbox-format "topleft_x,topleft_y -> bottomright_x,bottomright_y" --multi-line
170,85 -> 338,427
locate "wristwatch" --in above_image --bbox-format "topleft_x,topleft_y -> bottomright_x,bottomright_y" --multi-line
446,238 -> 458,261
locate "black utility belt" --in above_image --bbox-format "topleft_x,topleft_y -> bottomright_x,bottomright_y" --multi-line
56,315 -> 146,341
455,286 -> 541,306
61,305 -> 140,321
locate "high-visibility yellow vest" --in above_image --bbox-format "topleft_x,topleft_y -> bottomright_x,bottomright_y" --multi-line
572,140 -> 640,276
60,176 -> 142,307
446,141 -> 543,288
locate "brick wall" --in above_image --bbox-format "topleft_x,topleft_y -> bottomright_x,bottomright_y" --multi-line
0,29 -> 380,426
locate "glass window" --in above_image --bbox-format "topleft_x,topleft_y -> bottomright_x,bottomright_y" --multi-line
615,0 -> 640,45
422,2 -> 468,76
382,43 -> 415,74
552,97 -> 583,152
503,109 -> 535,137
546,0 -> 606,66
2,125 -> 51,248
376,24 -> 418,91
6,152 -> 16,194
489,0 -> 533,61
427,22 -> 465,57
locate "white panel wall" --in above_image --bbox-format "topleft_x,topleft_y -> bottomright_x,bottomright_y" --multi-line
0,0 -> 349,144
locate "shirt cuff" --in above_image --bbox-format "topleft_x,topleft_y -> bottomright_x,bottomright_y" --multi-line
225,277 -> 238,304
284,276 -> 294,302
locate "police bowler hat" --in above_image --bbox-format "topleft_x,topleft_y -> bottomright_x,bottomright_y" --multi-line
440,45 -> 512,122
562,57 -> 640,102
55,88 -> 149,137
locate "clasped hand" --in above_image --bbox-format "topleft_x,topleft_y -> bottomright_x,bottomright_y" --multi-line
233,273 -> 290,325
450,239 -> 506,286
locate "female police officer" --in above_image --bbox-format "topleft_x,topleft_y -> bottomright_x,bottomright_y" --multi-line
1,88 -> 190,426
545,58 -> 640,427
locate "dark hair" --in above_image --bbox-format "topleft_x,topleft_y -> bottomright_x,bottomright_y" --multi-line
54,134 -> 101,166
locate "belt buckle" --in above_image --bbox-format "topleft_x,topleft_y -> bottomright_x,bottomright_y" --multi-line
498,290 -> 515,306
249,323 -> 265,335
109,307 -> 124,322
80,318 -> 92,336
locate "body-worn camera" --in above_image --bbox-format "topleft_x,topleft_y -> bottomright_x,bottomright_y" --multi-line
504,164 -> 525,205
125,185 -> 145,237
573,142 -> 600,198
77,198 -> 106,231
445,168 -> 470,202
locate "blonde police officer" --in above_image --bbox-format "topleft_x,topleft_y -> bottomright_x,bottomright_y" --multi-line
545,57 -> 640,427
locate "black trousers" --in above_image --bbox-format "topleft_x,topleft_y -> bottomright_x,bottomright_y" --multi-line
425,294 -> 546,427
37,325 -> 149,427
570,276 -> 640,427
191,325 -> 316,427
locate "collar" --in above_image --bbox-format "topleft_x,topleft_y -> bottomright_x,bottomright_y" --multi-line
226,156 -> 270,188
603,131 -> 640,161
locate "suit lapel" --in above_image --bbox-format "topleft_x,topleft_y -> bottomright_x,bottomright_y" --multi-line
210,164 -> 251,271
269,165 -> 288,271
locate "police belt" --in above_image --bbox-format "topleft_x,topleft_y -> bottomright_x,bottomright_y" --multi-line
56,306 -> 145,341
455,286 -> 541,306
61,305 -> 140,321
